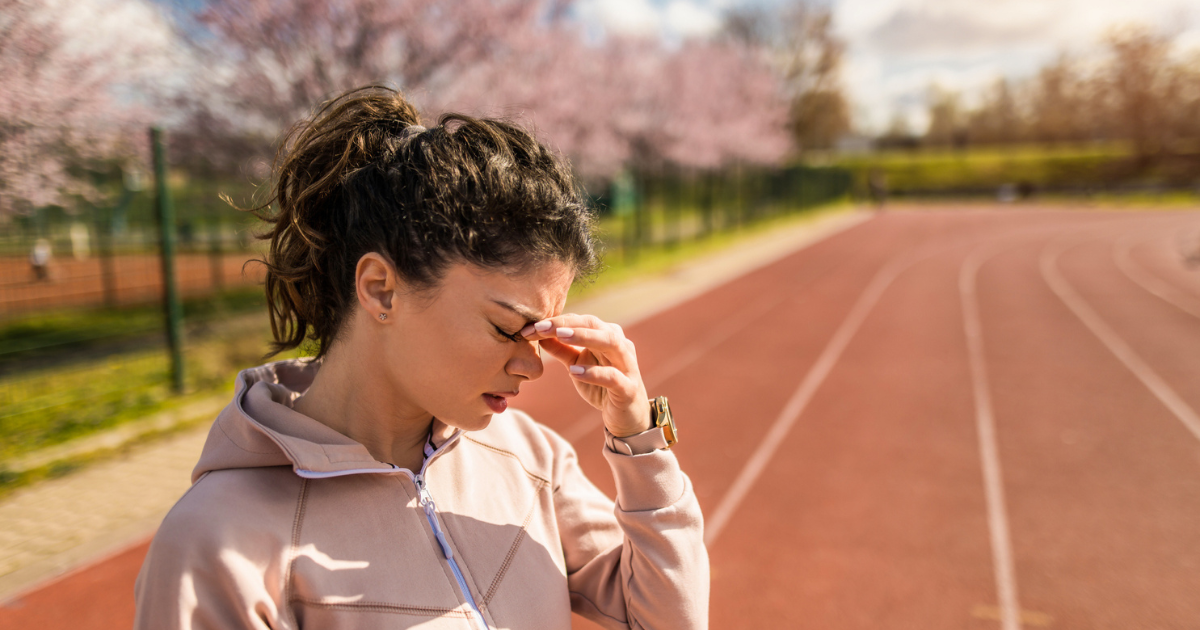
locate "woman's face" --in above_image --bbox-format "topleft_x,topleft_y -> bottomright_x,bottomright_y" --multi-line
381,260 -> 573,432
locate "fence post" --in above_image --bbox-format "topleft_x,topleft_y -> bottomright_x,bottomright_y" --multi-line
93,202 -> 117,307
207,200 -> 224,292
152,127 -> 185,394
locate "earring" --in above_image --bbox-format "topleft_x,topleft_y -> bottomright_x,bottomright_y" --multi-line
378,313 -> 388,321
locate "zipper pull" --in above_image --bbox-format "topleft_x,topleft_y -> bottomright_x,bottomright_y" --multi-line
414,475 -> 455,559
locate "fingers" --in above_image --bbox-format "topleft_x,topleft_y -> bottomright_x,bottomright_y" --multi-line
520,313 -> 616,340
520,314 -> 634,369
538,338 -> 580,365
566,364 -> 639,402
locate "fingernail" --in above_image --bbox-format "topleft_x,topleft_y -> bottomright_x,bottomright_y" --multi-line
569,365 -> 585,375
534,320 -> 552,332
556,327 -> 574,339
519,325 -> 536,337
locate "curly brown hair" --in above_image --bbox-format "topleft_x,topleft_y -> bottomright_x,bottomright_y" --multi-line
254,86 -> 599,358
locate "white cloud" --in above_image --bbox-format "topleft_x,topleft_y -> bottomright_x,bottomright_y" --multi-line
664,0 -> 722,38
577,0 -> 663,37
576,0 -> 724,40
834,0 -> 1200,133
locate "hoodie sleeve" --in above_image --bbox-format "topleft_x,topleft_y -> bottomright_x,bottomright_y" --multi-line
133,471 -> 294,630
544,428 -> 710,630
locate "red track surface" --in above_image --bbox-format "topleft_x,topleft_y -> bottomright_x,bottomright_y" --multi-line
4,208 -> 1200,629
0,253 -> 264,316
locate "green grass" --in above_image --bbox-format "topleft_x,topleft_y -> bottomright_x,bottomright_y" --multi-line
836,143 -> 1141,193
0,318 -> 306,462
0,287 -> 267,361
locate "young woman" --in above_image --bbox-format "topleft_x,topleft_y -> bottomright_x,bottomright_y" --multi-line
134,86 -> 708,629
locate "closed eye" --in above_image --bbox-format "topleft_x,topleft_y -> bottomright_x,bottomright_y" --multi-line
495,325 -> 524,343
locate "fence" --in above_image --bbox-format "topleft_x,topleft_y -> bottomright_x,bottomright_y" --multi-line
0,139 -> 851,477
595,164 -> 853,263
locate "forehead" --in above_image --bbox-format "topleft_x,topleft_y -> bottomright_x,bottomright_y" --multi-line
440,260 -> 573,319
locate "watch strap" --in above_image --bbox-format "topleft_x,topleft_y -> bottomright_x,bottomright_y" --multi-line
605,425 -> 671,455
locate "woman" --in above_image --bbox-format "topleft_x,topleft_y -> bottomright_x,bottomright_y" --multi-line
134,86 -> 708,629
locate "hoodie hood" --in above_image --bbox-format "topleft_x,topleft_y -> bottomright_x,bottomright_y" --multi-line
192,359 -> 401,482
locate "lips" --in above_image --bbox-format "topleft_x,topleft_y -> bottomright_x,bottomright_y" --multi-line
483,391 -> 516,414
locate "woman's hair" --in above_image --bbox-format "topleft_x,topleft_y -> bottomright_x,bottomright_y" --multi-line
255,85 -> 599,358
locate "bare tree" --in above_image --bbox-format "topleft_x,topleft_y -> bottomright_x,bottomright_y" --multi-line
967,78 -> 1025,145
924,86 -> 964,148
1025,55 -> 1095,145
1098,26 -> 1176,157
723,0 -> 850,151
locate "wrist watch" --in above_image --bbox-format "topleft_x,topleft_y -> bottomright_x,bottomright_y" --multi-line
605,396 -> 678,455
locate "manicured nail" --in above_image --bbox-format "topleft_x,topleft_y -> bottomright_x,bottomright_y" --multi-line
534,320 -> 552,332
556,327 -> 574,339
519,325 -> 536,337
569,365 -> 585,375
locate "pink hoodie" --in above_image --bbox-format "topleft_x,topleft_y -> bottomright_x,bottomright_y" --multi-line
133,359 -> 709,629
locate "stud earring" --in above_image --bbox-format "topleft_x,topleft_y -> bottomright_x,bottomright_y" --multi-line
378,313 -> 388,321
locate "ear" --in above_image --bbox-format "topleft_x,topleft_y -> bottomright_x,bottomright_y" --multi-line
355,252 -> 397,320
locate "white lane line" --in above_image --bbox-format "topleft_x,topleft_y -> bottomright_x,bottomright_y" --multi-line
562,262 -> 839,443
704,255 -> 911,546
1041,240 -> 1200,443
1113,233 -> 1200,320
960,248 -> 1023,630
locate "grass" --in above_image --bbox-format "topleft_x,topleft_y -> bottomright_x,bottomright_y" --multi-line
0,288 -> 267,364
834,142 -> 1174,194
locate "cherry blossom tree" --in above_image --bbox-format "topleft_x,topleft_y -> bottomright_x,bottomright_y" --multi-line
0,0 -> 175,216
178,0 -> 792,184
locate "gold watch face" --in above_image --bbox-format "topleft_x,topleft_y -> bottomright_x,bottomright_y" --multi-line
652,396 -> 677,447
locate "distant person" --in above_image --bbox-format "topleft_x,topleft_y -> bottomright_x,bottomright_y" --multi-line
868,167 -> 888,209
29,239 -> 51,281
134,86 -> 707,629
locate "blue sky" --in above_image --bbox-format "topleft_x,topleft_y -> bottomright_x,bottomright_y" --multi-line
580,0 -> 1200,133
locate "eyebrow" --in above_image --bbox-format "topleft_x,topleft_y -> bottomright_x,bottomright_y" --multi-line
491,299 -> 543,323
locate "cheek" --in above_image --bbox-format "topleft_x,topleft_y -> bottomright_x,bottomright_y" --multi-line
422,330 -> 512,384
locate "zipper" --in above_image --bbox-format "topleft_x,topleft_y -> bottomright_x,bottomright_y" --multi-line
294,430 -> 488,628
414,472 -> 489,630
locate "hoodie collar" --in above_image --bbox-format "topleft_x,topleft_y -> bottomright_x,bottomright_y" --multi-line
192,358 -> 462,482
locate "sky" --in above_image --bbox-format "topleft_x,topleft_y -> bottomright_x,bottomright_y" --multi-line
578,0 -> 1200,133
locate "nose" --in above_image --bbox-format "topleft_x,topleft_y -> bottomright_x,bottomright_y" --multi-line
506,340 -> 544,381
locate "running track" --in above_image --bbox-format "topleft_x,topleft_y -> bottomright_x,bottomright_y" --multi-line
4,208 -> 1200,629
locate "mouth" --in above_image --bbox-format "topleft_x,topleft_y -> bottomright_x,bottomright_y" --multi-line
482,391 -> 517,413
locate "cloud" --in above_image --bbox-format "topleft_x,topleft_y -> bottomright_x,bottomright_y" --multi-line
865,4 -> 1060,55
834,0 -> 1200,133
665,0 -> 722,38
576,0 -> 722,40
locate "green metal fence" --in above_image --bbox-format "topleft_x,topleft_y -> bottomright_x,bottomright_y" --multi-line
0,140 -> 852,476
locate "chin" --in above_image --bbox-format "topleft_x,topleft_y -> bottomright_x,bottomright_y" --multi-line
449,412 -> 494,433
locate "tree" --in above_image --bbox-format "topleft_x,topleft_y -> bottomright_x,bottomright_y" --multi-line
724,0 -> 850,151
925,86 -> 964,148
182,0 -> 792,184
967,78 -> 1025,145
186,0 -> 570,135
1098,26 -> 1176,157
0,0 -> 174,216
1026,55 -> 1094,145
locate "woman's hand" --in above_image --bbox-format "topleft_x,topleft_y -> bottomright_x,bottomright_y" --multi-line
521,314 -> 651,438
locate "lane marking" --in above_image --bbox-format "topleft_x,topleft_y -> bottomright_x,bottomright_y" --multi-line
960,247 -> 1023,630
704,255 -> 911,546
1113,232 -> 1200,320
1041,240 -> 1200,443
